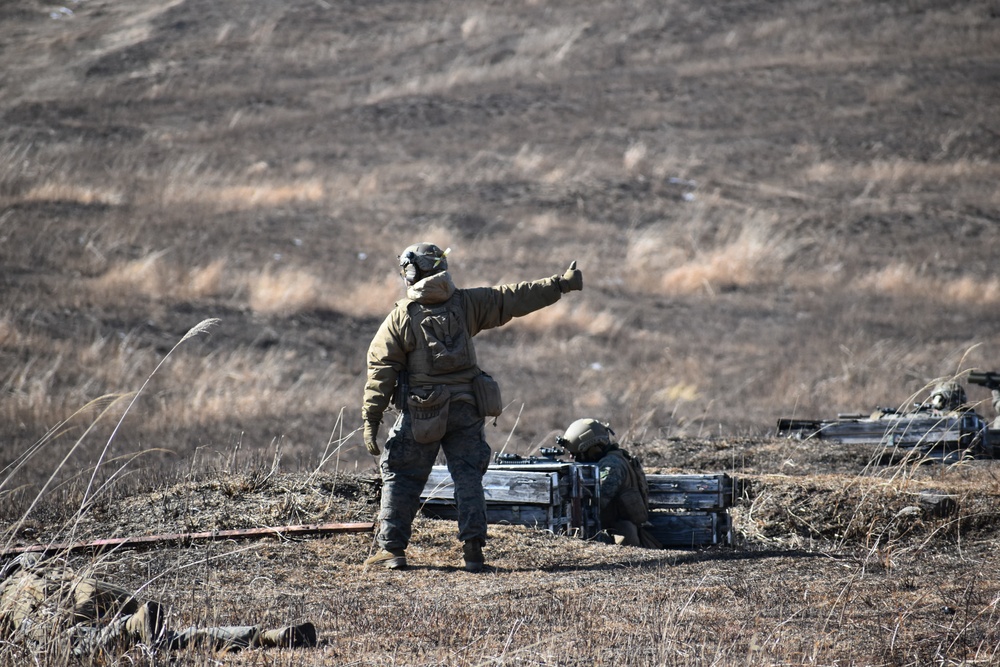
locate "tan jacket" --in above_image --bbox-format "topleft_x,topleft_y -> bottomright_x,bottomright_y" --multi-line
362,271 -> 564,423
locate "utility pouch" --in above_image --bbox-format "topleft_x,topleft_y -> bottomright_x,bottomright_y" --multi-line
472,372 -> 503,418
617,487 -> 649,525
407,385 -> 450,444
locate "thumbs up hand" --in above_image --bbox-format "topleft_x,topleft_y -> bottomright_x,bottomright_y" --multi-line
558,261 -> 583,293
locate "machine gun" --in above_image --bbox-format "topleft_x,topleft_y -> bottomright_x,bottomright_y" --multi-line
493,446 -> 568,465
777,409 -> 993,459
969,371 -> 1000,391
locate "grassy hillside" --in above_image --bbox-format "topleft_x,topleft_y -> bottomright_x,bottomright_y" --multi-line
1,1 -> 1000,664
3,0 -> 1000,481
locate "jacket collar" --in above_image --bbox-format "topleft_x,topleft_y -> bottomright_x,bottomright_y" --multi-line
406,271 -> 456,304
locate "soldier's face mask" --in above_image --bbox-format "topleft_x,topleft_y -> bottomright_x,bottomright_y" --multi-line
399,251 -> 419,283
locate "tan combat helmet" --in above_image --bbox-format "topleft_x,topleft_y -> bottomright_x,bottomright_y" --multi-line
398,243 -> 449,285
557,418 -> 614,460
929,381 -> 967,411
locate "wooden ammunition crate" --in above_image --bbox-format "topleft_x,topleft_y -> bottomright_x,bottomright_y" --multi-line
647,473 -> 735,511
421,464 -> 600,538
647,510 -> 732,547
420,465 -> 734,547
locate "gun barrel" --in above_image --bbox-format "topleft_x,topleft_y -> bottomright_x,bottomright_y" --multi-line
969,371 -> 1000,389
776,418 -> 823,432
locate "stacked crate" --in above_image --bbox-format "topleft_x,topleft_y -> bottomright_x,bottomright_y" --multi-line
420,464 -> 734,547
645,473 -> 734,547
420,462 -> 601,539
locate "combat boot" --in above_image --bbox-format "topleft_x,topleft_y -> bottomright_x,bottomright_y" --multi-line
260,622 -> 317,648
462,540 -> 485,573
364,548 -> 407,570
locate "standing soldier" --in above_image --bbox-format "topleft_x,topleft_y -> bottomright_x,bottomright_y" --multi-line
557,419 -> 661,549
362,243 -> 583,572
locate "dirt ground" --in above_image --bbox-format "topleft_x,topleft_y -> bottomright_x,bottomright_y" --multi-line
3,0 -> 1000,665
5,436 -> 999,666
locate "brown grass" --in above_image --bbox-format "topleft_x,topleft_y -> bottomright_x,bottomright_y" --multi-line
1,0 -> 1000,663
5,453 -> 1000,666
164,179 -> 326,211
19,182 -> 125,206
856,263 -> 1000,304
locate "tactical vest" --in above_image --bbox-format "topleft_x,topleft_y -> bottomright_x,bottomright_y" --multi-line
404,292 -> 477,378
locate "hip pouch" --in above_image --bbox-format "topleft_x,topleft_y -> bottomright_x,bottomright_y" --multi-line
472,372 -> 503,418
617,487 -> 649,525
407,385 -> 450,444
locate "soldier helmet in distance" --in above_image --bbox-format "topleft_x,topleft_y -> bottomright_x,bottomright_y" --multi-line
557,418 -> 614,458
929,381 -> 967,410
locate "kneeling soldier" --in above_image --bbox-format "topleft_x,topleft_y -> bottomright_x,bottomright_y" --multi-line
558,419 -> 660,548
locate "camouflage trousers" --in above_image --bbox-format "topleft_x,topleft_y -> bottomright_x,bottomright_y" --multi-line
377,400 -> 490,551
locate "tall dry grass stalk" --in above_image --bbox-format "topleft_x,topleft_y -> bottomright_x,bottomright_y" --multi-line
1,319 -> 220,553
75,319 -> 221,530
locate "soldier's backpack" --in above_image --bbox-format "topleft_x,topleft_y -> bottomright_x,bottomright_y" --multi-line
405,293 -> 477,375
616,450 -> 650,525
629,452 -> 651,508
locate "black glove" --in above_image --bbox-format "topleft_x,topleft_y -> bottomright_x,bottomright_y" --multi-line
363,418 -> 381,456
558,261 -> 583,293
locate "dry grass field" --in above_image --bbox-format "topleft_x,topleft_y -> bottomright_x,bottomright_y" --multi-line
2,0 -> 1000,664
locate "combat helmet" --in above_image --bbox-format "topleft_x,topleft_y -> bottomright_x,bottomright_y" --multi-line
557,418 -> 615,460
929,381 -> 967,411
398,243 -> 449,285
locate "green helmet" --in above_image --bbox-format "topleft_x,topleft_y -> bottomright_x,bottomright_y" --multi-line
557,418 -> 614,459
929,382 -> 967,411
398,243 -> 449,285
